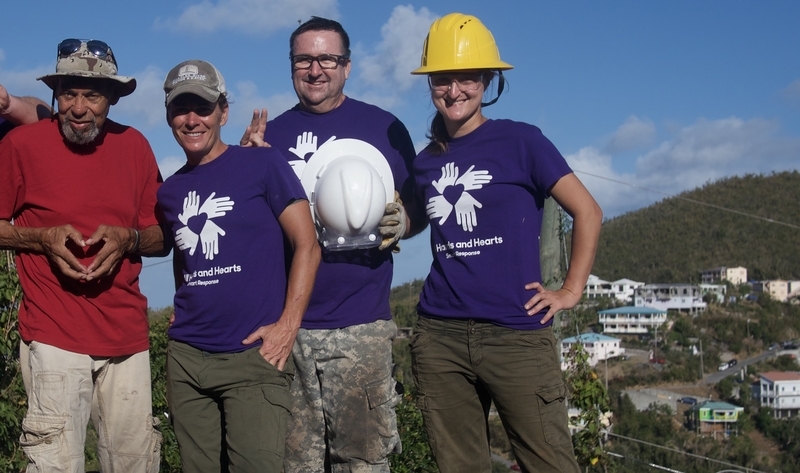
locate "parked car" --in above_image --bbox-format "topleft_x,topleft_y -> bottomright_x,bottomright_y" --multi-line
718,362 -> 729,371
728,359 -> 737,367
769,343 -> 780,351
678,397 -> 698,405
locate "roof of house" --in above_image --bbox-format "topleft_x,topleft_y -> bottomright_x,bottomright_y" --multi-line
692,401 -> 743,411
562,333 -> 621,344
586,274 -> 608,284
611,278 -> 644,285
639,283 -> 699,289
598,306 -> 667,315
759,371 -> 800,382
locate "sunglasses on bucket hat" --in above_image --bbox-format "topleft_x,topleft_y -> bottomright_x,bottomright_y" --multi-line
57,38 -> 117,66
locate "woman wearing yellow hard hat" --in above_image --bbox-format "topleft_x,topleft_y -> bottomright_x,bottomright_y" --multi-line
407,13 -> 601,473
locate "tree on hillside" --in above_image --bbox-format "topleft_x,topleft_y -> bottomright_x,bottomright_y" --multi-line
594,171 -> 800,284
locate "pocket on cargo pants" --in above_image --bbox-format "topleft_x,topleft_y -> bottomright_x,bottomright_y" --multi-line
146,416 -> 163,473
20,415 -> 71,473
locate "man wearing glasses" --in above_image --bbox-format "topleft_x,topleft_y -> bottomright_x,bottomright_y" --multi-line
0,39 -> 165,472
241,16 -> 415,473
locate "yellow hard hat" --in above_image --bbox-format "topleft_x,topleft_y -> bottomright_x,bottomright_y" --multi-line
411,13 -> 513,75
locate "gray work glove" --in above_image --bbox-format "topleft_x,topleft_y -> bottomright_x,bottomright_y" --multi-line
379,191 -> 406,252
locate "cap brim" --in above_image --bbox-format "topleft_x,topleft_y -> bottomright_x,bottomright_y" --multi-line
165,85 -> 221,106
37,72 -> 137,97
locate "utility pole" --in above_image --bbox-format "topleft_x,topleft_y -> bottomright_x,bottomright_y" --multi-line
540,198 -> 566,339
746,318 -> 751,356
654,325 -> 658,361
699,339 -> 705,379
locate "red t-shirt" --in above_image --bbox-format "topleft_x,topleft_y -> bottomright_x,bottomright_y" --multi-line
0,118 -> 161,356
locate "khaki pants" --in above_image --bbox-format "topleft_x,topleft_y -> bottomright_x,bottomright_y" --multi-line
19,341 -> 161,473
411,317 -> 580,473
166,341 -> 294,473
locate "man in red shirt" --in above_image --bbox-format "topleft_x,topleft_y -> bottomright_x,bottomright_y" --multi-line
0,39 -> 166,472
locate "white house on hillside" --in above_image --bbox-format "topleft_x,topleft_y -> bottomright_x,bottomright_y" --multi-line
561,333 -> 624,370
753,280 -> 790,302
753,371 -> 800,419
634,284 -> 707,314
699,284 -> 727,303
598,306 -> 667,334
584,274 -> 644,303
700,266 -> 747,285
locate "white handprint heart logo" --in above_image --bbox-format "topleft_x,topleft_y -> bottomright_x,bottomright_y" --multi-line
287,131 -> 337,179
176,191 -> 235,260
427,162 -> 492,232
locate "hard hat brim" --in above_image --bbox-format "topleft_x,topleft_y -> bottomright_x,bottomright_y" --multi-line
411,60 -> 513,75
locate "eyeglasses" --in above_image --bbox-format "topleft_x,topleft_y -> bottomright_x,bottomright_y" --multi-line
57,38 -> 117,66
291,54 -> 349,70
428,74 -> 484,93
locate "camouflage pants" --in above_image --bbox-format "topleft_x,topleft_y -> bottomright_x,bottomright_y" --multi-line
284,319 -> 401,473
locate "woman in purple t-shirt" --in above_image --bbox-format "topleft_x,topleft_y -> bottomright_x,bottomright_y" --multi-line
159,60 -> 320,472
408,13 -> 602,473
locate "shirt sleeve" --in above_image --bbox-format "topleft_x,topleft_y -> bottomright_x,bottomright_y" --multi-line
135,135 -> 163,229
0,135 -> 24,220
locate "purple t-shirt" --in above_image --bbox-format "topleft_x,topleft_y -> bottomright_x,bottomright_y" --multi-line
158,146 -> 307,352
265,97 -> 415,329
412,119 -> 572,330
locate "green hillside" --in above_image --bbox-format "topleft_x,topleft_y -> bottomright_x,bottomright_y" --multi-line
592,171 -> 800,283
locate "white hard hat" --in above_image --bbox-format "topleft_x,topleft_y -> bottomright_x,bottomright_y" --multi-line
300,138 -> 394,251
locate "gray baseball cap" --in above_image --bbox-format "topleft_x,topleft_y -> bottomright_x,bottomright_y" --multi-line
163,60 -> 227,106
37,39 -> 136,97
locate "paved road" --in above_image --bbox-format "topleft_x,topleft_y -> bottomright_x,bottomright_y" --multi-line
701,349 -> 776,385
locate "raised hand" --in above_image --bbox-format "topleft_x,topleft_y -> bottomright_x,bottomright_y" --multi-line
0,84 -> 9,116
239,108 -> 270,147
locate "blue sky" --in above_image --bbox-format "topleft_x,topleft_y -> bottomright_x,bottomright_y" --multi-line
2,1 -> 799,309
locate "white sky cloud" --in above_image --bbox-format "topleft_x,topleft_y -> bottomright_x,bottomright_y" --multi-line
566,147 -> 643,220
357,5 -> 437,93
782,79 -> 800,107
604,115 -> 656,154
114,65 -> 167,129
229,80 -> 297,129
154,0 -> 338,35
158,155 -> 186,179
569,116 -> 800,219
0,64 -> 53,99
